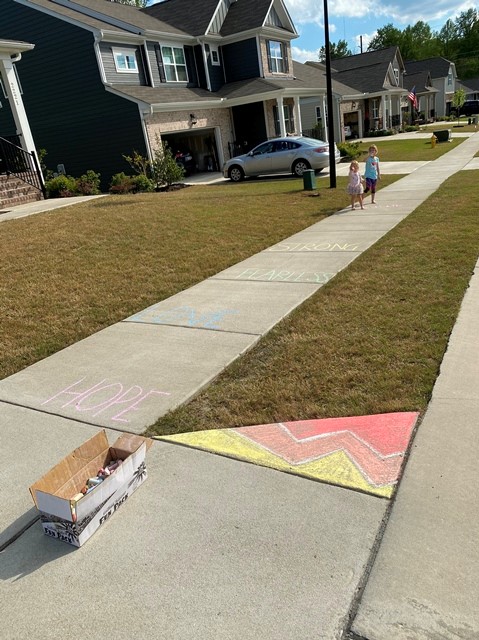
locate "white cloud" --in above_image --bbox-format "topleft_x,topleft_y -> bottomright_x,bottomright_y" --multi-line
291,45 -> 321,62
285,0 -> 476,28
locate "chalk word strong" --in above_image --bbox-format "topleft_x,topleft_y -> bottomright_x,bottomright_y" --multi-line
268,242 -> 361,252
42,378 -> 170,423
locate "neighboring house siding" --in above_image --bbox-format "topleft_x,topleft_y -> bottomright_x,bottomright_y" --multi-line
207,45 -> 224,91
222,38 -> 259,82
209,0 -> 230,33
100,42 -> 147,85
2,3 -> 146,188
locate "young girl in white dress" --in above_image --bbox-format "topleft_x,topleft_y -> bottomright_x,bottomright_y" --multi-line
346,160 -> 364,210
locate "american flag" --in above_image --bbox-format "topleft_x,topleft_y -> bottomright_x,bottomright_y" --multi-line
408,86 -> 418,110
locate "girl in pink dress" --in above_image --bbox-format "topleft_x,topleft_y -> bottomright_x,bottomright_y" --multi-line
346,160 -> 364,210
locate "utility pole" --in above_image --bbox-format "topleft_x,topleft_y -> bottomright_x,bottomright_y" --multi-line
323,0 -> 336,188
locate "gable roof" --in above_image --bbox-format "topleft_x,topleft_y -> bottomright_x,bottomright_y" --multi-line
403,69 -> 435,93
405,57 -> 455,79
220,0 -> 294,36
25,0 -> 188,36
305,47 -> 407,96
142,0 -> 219,36
142,0 -> 295,38
326,46 -> 404,72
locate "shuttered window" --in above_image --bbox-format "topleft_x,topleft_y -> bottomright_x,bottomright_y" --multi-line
267,41 -> 288,73
161,46 -> 188,82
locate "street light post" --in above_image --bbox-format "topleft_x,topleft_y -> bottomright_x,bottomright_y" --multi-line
323,0 -> 336,188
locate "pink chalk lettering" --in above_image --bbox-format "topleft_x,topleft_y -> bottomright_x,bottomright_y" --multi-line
75,382 -> 125,412
92,385 -> 144,417
41,378 -> 108,408
112,389 -> 170,423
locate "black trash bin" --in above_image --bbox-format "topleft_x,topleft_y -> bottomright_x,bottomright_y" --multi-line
303,169 -> 316,190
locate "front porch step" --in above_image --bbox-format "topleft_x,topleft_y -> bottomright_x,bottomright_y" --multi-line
0,174 -> 43,210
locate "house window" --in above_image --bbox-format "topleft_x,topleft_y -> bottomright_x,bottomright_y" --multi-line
393,68 -> 399,85
112,48 -> 138,73
210,47 -> 220,66
371,99 -> 379,119
273,104 -> 294,135
161,45 -> 188,82
315,106 -> 322,122
268,41 -> 287,73
447,70 -> 453,86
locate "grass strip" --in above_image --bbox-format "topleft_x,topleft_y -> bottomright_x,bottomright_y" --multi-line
147,169 -> 479,436
0,174 -> 398,379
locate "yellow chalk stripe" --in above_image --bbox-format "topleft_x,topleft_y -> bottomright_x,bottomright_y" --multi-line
157,430 -> 393,499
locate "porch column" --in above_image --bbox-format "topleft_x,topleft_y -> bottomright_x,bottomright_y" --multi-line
0,55 -> 37,155
276,97 -> 286,137
322,95 -> 328,142
382,95 -> 388,129
292,97 -> 302,135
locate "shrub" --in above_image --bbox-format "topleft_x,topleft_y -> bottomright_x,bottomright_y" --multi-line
75,170 -> 101,195
337,140 -> 361,160
366,129 -> 393,138
109,172 -> 135,194
45,174 -> 78,198
132,174 -> 155,192
151,140 -> 185,188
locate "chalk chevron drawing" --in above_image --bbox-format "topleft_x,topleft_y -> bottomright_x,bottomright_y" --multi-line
157,412 -> 419,499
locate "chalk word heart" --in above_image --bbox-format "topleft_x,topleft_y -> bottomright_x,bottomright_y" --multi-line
42,378 -> 170,423
233,269 -> 335,283
128,305 -> 238,329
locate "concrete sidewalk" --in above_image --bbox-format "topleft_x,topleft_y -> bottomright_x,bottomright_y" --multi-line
1,134 -> 478,639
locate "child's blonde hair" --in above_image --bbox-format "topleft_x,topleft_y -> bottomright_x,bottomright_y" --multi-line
368,144 -> 378,154
349,160 -> 360,171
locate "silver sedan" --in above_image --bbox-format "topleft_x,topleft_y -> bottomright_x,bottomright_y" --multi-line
223,136 -> 341,182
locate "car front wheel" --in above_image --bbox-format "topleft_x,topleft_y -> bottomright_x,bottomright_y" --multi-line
292,159 -> 311,177
228,165 -> 245,182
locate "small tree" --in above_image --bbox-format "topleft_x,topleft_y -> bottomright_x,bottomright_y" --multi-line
150,139 -> 185,188
452,88 -> 466,124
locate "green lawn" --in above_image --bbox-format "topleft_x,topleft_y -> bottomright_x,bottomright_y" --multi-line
354,137 -> 463,161
148,168 -> 479,436
2,135 -> 478,437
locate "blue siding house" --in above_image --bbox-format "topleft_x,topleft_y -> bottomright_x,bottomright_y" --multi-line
1,0 -> 336,186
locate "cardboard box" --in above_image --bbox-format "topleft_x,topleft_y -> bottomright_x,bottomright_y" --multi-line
29,430 -> 153,547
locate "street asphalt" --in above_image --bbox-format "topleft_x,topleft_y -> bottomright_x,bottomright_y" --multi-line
0,130 -> 478,639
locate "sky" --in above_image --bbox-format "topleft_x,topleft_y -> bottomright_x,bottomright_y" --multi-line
283,0 -> 477,62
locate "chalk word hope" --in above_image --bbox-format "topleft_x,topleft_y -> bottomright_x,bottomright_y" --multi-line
233,269 -> 335,283
268,242 -> 361,252
129,305 -> 238,329
42,378 -> 170,423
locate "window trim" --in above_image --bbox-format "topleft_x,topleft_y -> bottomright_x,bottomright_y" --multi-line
210,47 -> 220,66
268,40 -> 287,74
160,44 -> 188,83
112,47 -> 138,74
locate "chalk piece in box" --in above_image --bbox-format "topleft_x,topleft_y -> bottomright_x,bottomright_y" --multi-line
29,430 -> 153,547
